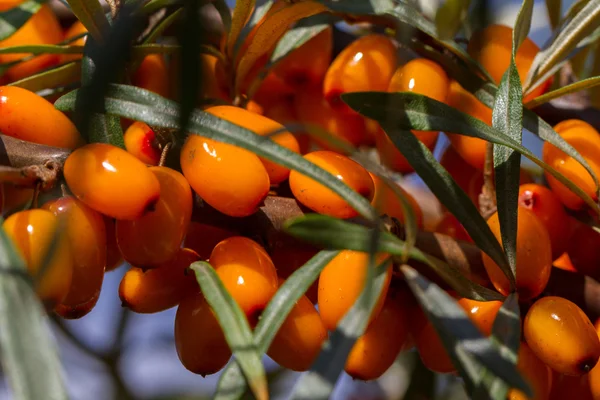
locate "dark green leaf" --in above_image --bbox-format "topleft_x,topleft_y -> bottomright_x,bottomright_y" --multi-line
143,8 -> 184,45
0,44 -> 84,55
190,262 -> 267,400
0,221 -> 68,400
435,0 -> 471,40
512,0 -> 534,54
283,214 -> 503,301
545,0 -> 562,30
8,61 -> 81,92
54,84 -> 378,220
491,293 -> 521,363
270,14 -> 331,64
0,0 -> 44,41
214,250 -> 339,400
64,0 -> 110,43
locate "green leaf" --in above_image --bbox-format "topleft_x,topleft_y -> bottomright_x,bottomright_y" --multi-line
64,0 -> 110,43
491,293 -> 521,364
401,265 -> 532,398
227,0 -> 255,57
54,84 -> 378,221
0,221 -> 68,400
0,44 -> 84,55
342,91 -> 600,214
512,0 -> 535,54
317,0 -> 395,14
8,61 -> 81,92
214,250 -> 339,400
289,257 -> 392,400
545,0 -> 562,30
435,0 -> 471,40
525,75 -> 600,107
0,0 -> 44,41
283,214 -> 504,301
190,261 -> 267,400
269,14 -> 332,65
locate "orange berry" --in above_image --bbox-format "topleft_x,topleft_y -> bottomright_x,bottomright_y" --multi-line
457,297 -> 502,336
267,279 -> 327,371
446,80 -> 492,170
375,127 -> 439,174
60,20 -> 87,64
525,296 -> 600,376
0,2 -> 63,82
439,144 -> 483,206
518,184 -> 571,259
131,54 -> 170,98
565,220 -> 600,281
468,24 -> 549,103
508,343 -> 553,400
123,122 -> 161,165
550,372 -> 594,400
324,34 -> 397,113
269,238 -> 319,303
103,216 -> 123,272
435,212 -> 473,243
0,86 -> 83,149
553,252 -> 577,273
197,54 -> 230,102
183,222 -> 237,260
175,291 -> 231,376
64,143 -> 161,220
481,207 -> 552,300
369,173 -> 423,228
542,119 -> 600,210
210,237 -> 279,326
410,302 -> 456,374
345,289 -> 409,380
120,248 -> 200,313
1,184 -> 33,217
388,58 -> 450,103
289,151 -> 374,219
294,85 -> 367,148
180,135 -> 269,217
264,98 -> 311,154
116,166 -> 192,269
318,250 -> 392,331
251,71 -> 294,109
42,196 -> 106,319
245,99 -> 264,115
3,209 -> 73,308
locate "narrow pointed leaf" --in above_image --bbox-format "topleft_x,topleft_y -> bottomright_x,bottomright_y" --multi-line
545,0 -> 562,30
190,262 -> 268,400
64,0 -> 110,43
0,44 -> 84,55
9,61 -> 81,92
0,222 -> 68,400
317,0 -> 395,14
525,75 -> 600,107
435,0 -> 471,40
512,0 -> 534,53
269,14 -> 331,64
214,250 -> 339,400
491,293 -> 521,363
227,0 -> 255,57
0,0 -> 44,41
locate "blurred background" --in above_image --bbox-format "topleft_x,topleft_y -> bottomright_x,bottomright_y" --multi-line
0,0 -> 572,399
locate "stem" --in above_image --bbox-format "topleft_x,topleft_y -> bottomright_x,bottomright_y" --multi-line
158,142 -> 172,167
479,141 -> 497,219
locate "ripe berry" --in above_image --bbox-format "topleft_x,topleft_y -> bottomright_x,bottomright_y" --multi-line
318,250 -> 392,331
123,122 -> 161,166
508,343 -> 552,400
116,166 -> 192,269
175,292 -> 231,376
120,248 -> 200,313
132,54 -> 170,98
64,143 -> 161,220
267,279 -> 327,371
0,86 -> 83,149
439,144 -> 484,206
60,20 -> 87,64
269,238 -> 319,303
1,184 -> 33,217
369,173 -> 423,228
566,220 -> 600,281
410,302 -> 456,374
345,289 -> 409,380
481,207 -> 552,301
42,196 -> 106,319
183,222 -> 237,260
435,212 -> 473,243
550,372 -> 593,400
264,98 -> 311,154
388,58 -> 450,103
103,216 -> 123,272
210,237 -> 279,326
3,209 -> 73,309
196,54 -> 230,102
524,296 -> 600,376
289,151 -> 375,219
457,297 -> 502,336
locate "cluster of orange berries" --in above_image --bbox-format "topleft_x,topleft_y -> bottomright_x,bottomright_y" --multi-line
5,0 -> 600,392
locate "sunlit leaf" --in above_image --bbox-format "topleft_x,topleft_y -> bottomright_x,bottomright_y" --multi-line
435,0 -> 471,40
8,62 -> 81,92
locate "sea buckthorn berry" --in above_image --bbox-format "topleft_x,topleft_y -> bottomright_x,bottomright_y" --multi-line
542,120 -> 600,210
508,343 -> 552,400
0,2 -> 63,82
518,184 -> 571,259
64,143 -> 161,220
103,216 -> 123,271
481,207 -> 552,301
0,86 -> 83,149
553,252 -> 577,273
388,58 -> 450,103
264,98 -> 311,154
435,212 -> 473,243
565,220 -> 600,282
3,209 -> 73,308
183,222 -> 237,260
439,144 -> 483,206
524,296 -> 600,376
550,372 -> 593,400
318,250 -> 392,331
197,54 -> 230,101
60,20 -> 87,64
120,248 -> 200,313
468,24 -> 549,103
446,81 -> 492,170
1,184 -> 33,217
210,237 -> 279,326
132,54 -> 170,98
294,85 -> 367,148
323,34 -> 397,113
270,26 -> 333,89
369,173 -> 423,228
116,166 -> 192,269
345,289 -> 409,380
123,122 -> 161,165
588,320 -> 600,399
410,302 -> 456,374
457,298 -> 502,336
269,237 -> 319,303
42,197 -> 106,319
175,292 -> 231,376
289,151 -> 374,219
374,126 -> 439,174
180,135 -> 269,217
245,100 -> 264,115
267,279 -> 327,371
205,105 -> 299,184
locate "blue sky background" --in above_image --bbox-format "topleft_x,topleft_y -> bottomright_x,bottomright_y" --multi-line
0,1 -> 575,399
